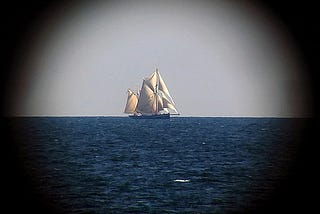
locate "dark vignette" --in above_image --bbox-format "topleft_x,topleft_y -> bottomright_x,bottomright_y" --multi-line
1,1 -> 318,213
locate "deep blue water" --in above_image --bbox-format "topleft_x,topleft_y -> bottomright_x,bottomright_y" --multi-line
7,117 -> 306,213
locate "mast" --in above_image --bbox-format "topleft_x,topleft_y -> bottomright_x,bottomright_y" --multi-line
155,68 -> 159,114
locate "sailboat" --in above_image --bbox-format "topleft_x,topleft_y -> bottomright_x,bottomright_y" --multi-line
124,68 -> 179,119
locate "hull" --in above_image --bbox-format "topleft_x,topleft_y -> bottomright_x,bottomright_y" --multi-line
129,114 -> 170,119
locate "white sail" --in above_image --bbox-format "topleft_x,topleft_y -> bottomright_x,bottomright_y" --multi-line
162,95 -> 178,114
124,89 -> 138,113
145,71 -> 158,92
124,68 -> 179,116
157,71 -> 175,105
157,93 -> 164,112
136,80 -> 157,114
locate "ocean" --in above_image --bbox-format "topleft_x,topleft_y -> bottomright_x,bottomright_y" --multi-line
4,117 -> 311,213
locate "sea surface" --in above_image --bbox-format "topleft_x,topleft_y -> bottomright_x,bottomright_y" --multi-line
6,117 -> 308,213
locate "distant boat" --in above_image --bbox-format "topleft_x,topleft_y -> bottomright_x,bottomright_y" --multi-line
124,68 -> 179,119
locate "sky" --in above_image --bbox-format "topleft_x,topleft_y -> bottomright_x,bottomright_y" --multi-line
7,0 -> 312,117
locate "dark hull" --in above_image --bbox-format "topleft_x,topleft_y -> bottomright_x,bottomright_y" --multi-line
129,114 -> 170,119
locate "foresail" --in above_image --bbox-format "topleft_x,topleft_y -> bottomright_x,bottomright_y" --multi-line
158,71 -> 175,105
124,89 -> 138,113
162,95 -> 178,114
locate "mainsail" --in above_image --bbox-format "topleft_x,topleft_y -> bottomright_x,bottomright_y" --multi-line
124,68 -> 178,116
136,79 -> 157,114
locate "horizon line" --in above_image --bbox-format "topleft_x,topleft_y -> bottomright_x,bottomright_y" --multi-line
3,114 -> 312,119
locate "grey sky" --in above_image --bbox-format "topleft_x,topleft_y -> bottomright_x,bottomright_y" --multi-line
8,0 -> 311,117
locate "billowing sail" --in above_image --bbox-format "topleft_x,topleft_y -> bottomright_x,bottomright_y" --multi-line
136,80 -> 157,114
124,89 -> 138,113
124,68 -> 179,116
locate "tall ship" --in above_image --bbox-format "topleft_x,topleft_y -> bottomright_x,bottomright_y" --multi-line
124,68 -> 179,119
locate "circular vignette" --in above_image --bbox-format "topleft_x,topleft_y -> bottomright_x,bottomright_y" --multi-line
1,1 -> 318,213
